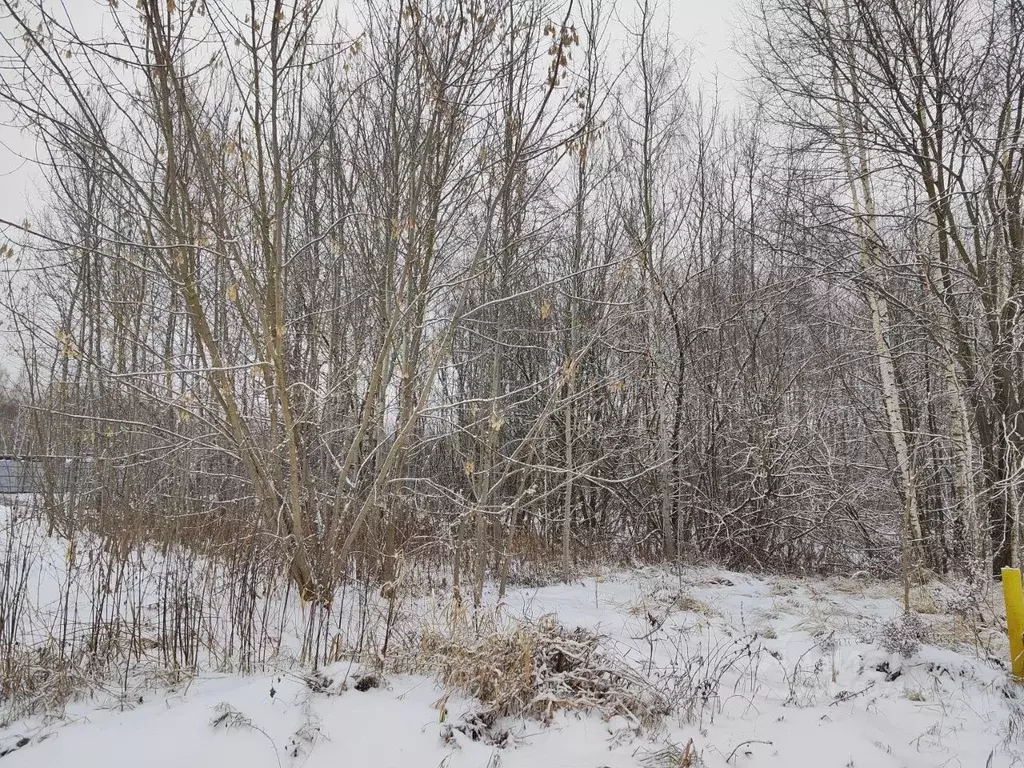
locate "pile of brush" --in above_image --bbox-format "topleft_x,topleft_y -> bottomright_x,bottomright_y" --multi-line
418,611 -> 666,729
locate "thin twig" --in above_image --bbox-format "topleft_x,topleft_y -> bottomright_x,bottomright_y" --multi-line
726,739 -> 772,763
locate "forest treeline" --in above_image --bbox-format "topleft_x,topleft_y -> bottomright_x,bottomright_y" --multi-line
0,0 -> 1021,601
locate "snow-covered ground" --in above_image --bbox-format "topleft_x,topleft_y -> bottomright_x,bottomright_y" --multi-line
1,500 -> 1022,767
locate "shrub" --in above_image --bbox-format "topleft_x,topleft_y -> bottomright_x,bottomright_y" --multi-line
418,611 -> 666,729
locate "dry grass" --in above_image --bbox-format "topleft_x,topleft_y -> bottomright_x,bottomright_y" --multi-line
640,739 -> 702,768
825,576 -> 888,599
769,581 -> 797,597
909,586 -> 941,615
791,598 -> 860,636
629,587 -> 720,621
413,607 -> 666,730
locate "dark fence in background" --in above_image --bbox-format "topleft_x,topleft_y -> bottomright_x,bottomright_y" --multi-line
0,457 -> 96,494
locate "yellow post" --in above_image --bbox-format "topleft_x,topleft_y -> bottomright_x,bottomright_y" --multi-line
1003,567 -> 1024,679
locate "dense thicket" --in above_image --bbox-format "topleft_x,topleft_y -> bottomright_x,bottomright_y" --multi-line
0,0 -> 1020,599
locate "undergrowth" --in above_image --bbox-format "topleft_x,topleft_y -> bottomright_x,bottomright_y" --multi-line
411,605 -> 668,731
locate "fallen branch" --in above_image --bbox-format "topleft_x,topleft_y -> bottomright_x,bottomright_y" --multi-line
830,681 -> 876,706
726,739 -> 773,763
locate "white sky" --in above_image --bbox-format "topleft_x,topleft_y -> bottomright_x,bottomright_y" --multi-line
668,0 -> 744,90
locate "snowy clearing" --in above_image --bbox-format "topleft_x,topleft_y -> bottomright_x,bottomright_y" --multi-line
1,503 -> 1021,768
